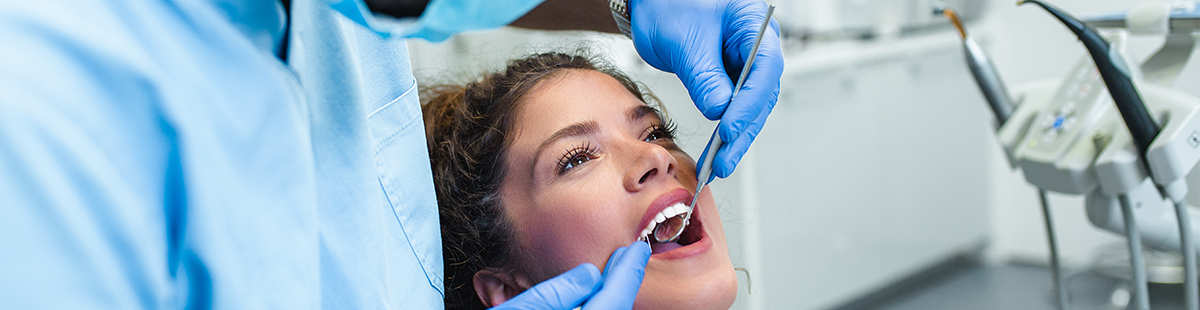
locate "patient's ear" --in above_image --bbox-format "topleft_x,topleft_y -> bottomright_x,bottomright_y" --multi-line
473,268 -> 533,307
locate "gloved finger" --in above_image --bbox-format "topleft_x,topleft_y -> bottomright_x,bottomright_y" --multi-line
583,241 -> 651,310
498,263 -> 602,310
678,53 -> 735,121
769,18 -> 780,39
628,0 -> 733,121
602,245 -> 629,278
713,98 -> 774,179
722,16 -> 780,77
718,24 -> 783,144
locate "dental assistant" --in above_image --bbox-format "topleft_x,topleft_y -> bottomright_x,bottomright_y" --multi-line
0,0 -> 782,308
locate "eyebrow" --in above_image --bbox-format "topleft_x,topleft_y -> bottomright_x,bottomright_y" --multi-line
533,105 -> 660,165
627,105 -> 658,123
535,120 -> 600,160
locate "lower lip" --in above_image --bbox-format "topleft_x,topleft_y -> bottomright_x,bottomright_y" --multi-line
649,222 -> 711,260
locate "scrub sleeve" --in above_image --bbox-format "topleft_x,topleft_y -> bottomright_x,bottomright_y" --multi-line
0,0 -> 318,308
0,0 -> 543,307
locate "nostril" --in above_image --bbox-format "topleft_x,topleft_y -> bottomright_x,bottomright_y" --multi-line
639,168 -> 657,184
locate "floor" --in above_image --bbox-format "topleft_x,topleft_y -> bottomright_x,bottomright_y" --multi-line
839,261 -> 1189,310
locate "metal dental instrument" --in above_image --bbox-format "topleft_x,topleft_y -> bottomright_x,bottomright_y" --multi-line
653,5 -> 775,243
938,5 -> 1065,309
937,5 -> 1015,125
938,7 -> 1065,308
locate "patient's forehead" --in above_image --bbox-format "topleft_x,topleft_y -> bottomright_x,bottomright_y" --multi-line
513,69 -> 649,139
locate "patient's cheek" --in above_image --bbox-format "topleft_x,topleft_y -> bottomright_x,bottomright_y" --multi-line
671,151 -> 697,188
518,210 -> 609,280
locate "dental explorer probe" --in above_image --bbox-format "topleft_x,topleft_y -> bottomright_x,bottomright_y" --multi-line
651,5 -> 775,243
1021,2 -> 1198,310
936,6 -> 1064,308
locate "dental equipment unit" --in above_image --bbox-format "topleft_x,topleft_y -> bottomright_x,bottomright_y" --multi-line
943,1 -> 1200,309
645,5 -> 776,244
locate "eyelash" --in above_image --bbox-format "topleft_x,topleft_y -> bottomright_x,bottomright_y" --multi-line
644,120 -> 678,142
557,141 -> 599,175
554,120 -> 678,175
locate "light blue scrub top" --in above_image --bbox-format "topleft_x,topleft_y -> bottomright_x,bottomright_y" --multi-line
292,0 -> 444,308
0,0 -> 488,308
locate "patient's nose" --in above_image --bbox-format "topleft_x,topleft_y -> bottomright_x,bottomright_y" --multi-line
625,143 -> 677,192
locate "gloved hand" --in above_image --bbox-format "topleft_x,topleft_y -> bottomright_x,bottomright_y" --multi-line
629,0 -> 783,180
493,241 -> 651,309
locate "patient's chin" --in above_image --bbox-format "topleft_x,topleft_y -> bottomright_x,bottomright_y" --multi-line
633,265 -> 738,310
630,187 -> 736,310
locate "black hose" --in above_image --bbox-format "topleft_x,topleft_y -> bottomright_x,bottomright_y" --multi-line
1019,0 -> 1159,155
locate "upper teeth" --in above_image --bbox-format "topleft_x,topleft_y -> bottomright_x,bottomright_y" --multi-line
640,203 -> 690,239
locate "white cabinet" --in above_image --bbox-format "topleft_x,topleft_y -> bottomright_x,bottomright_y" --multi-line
705,34 -> 995,309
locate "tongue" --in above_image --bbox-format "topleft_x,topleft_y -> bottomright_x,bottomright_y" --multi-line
651,241 -> 683,254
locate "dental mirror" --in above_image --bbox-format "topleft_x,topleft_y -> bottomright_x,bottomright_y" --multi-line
653,214 -> 688,243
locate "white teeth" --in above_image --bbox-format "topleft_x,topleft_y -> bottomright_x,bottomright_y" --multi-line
639,203 -> 692,240
662,203 -> 688,219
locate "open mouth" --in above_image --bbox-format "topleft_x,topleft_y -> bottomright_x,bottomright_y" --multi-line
637,188 -> 709,257
646,208 -> 704,254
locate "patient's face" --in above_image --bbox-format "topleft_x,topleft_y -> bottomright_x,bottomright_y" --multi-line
500,69 -> 737,309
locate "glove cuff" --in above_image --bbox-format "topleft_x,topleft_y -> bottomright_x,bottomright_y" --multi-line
609,0 -> 633,38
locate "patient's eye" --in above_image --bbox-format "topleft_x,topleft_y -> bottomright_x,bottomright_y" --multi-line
644,121 -> 678,143
557,142 -> 598,174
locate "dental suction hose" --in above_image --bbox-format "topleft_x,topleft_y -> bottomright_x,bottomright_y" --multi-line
939,7 -> 1014,125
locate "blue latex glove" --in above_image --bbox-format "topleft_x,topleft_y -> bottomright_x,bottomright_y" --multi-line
493,242 -> 651,309
629,0 -> 784,179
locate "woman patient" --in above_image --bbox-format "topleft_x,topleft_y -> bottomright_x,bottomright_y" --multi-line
422,52 -> 736,309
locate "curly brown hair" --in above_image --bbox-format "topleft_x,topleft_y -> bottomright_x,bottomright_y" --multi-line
421,51 -> 660,309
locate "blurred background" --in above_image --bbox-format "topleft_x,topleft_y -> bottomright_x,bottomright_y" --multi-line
408,0 -> 1200,309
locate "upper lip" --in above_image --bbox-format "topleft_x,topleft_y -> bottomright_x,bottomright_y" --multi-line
636,188 -> 694,241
